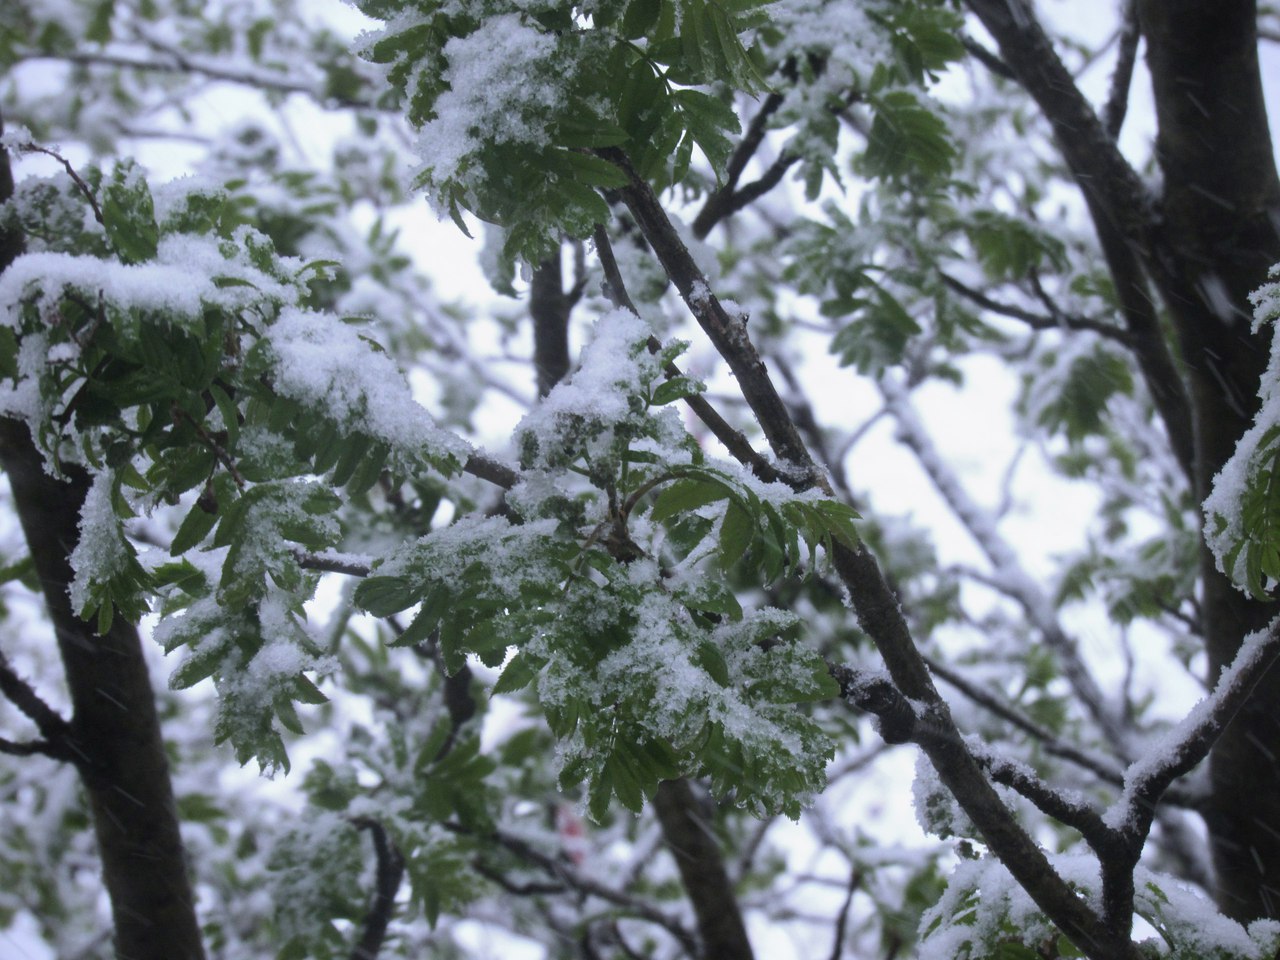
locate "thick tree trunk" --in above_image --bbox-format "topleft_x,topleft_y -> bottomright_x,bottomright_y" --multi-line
1138,0 -> 1280,922
0,123 -> 206,960
653,779 -> 755,960
0,421 -> 207,960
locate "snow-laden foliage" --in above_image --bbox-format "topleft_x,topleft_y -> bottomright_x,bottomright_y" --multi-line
1205,264 -> 1280,598
4,0 -> 1280,958
919,854 -> 1280,960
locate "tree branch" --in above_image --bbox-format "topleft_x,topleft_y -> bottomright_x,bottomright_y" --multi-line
969,742 -> 1117,852
603,147 -> 1141,960
693,91 -> 785,238
531,251 -> 574,399
962,0 -> 1156,244
938,271 -> 1130,344
878,375 -> 1128,749
1103,0 -> 1141,139
21,48 -> 381,111
0,734 -> 72,760
349,818 -> 405,960
0,649 -> 72,745
452,821 -> 700,957
464,452 -> 519,490
961,35 -> 1017,79
593,224 -> 780,483
10,141 -> 104,224
1107,618 -> 1280,850
960,0 -> 1196,483
825,865 -> 863,960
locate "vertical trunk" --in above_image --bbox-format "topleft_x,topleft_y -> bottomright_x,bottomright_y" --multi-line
530,254 -> 572,399
0,421 -> 207,960
653,779 -> 755,960
1138,0 -> 1280,921
0,126 -> 206,959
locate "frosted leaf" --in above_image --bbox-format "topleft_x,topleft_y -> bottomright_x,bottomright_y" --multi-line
0,250 -> 212,329
68,470 -> 131,617
266,307 -> 472,469
415,14 -> 563,186
514,308 -> 659,471
920,853 -> 1279,959
912,751 -> 977,841
1204,264 -> 1280,592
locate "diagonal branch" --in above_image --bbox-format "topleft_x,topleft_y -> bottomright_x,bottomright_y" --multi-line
0,649 -> 72,746
962,0 -> 1155,243
594,225 -> 779,483
693,91 -> 785,238
453,821 -> 700,956
1106,618 -> 1280,849
939,271 -> 1131,344
654,778 -> 756,960
17,48 -> 383,112
602,146 -> 1142,960
969,742 -> 1115,852
961,0 -> 1196,483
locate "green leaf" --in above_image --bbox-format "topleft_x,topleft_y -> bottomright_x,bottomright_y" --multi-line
680,576 -> 743,620
650,375 -> 705,406
171,644 -> 226,690
492,651 -> 538,694
673,88 -> 740,178
291,674 -> 329,705
622,0 -> 661,38
329,433 -> 371,487
102,159 -> 159,264
171,498 -> 220,556
695,639 -> 731,687
719,498 -> 755,565
863,90 -> 955,182
651,475 -> 733,522
354,576 -> 418,617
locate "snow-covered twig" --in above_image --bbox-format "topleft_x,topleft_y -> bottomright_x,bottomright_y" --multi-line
1104,618 -> 1280,842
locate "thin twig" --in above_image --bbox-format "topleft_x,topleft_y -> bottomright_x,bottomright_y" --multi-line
1108,619 -> 1280,849
0,735 -> 70,759
970,742 -> 1115,851
962,36 -> 1017,79
11,142 -> 104,224
603,144 -> 1127,958
463,452 -> 519,490
448,820 -> 700,956
940,270 -> 1130,344
0,650 -> 73,759
1103,0 -> 1141,140
173,405 -> 245,488
825,866 -> 863,960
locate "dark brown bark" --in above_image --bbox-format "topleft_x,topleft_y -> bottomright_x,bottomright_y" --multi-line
0,120 -> 206,960
967,0 -> 1280,924
530,254 -> 573,399
609,154 -> 1142,960
653,780 -> 755,960
0,422 -> 207,960
349,818 -> 405,960
1138,0 -> 1280,922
